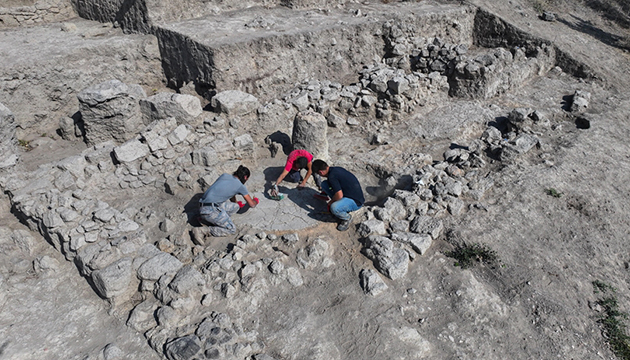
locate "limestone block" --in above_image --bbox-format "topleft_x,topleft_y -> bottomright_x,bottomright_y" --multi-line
91,257 -> 133,299
390,220 -> 410,233
499,134 -> 539,162
140,92 -> 202,124
56,155 -> 88,179
164,335 -> 202,360
570,90 -> 591,113
383,197 -> 407,220
137,252 -> 183,280
392,189 -> 421,208
233,134 -> 254,159
127,299 -> 159,332
268,260 -> 284,275
387,76 -> 409,95
77,80 -> 147,145
409,216 -> 444,239
211,90 -> 260,117
282,233 -> 299,246
167,124 -> 190,145
357,219 -> 387,238
362,235 -> 409,280
42,210 -> 64,229
113,139 -> 149,163
291,110 -> 328,161
57,207 -> 79,223
291,92 -> 310,111
391,232 -> 433,255
142,131 -> 169,153
359,268 -> 388,296
33,255 -> 60,274
169,265 -> 205,294
296,238 -> 331,270
191,146 -> 220,167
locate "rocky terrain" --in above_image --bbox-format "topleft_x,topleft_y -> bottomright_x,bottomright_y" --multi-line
1,0 -> 630,359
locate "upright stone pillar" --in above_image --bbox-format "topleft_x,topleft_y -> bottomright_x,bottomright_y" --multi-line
0,102 -> 17,169
77,79 -> 147,145
291,110 -> 328,161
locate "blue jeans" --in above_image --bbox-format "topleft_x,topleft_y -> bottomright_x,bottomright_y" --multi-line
286,170 -> 301,183
321,180 -> 361,221
199,201 -> 240,236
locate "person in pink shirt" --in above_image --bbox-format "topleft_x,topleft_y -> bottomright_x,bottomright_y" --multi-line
271,149 -> 319,194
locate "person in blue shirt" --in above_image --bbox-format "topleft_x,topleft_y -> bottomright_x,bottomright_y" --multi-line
198,165 -> 258,237
312,159 -> 364,231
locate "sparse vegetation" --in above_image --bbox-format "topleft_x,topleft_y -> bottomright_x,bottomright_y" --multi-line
546,188 -> 563,198
446,243 -> 499,269
592,280 -> 630,359
17,139 -> 32,151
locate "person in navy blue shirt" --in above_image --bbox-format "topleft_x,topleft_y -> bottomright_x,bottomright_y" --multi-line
312,159 -> 364,231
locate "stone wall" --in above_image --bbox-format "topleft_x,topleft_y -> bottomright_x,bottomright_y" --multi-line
0,0 -> 75,28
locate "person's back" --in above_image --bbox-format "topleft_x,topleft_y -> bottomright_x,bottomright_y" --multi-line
200,173 -> 248,205
327,167 -> 364,206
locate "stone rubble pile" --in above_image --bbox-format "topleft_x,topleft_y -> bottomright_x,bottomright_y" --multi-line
355,105 -> 555,289
0,0 -> 75,28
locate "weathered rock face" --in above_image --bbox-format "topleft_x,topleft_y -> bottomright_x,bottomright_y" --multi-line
291,110 -> 328,161
0,102 -> 17,169
139,92 -> 203,124
210,90 -> 260,118
78,79 -> 147,145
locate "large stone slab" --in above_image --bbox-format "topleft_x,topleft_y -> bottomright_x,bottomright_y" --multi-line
78,79 -> 147,145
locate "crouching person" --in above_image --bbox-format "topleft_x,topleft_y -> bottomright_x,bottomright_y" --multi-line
312,160 -> 364,231
199,165 -> 258,237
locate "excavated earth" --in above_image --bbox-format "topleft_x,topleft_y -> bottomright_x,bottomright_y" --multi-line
1,0 -> 630,359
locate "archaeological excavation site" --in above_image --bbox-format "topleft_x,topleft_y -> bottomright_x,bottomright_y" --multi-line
2,0 -> 630,359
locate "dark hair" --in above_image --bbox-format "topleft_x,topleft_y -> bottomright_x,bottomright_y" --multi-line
233,165 -> 250,184
311,159 -> 328,173
295,156 -> 308,170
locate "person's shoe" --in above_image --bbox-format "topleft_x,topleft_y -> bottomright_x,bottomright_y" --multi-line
191,227 -> 208,245
313,192 -> 329,201
337,215 -> 352,231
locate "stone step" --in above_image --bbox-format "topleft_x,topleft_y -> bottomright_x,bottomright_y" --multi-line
155,2 -> 476,102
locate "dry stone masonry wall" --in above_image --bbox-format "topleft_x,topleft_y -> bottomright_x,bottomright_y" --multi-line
0,0 -> 75,28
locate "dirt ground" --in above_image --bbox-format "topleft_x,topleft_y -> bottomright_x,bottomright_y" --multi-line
2,0 -> 630,359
